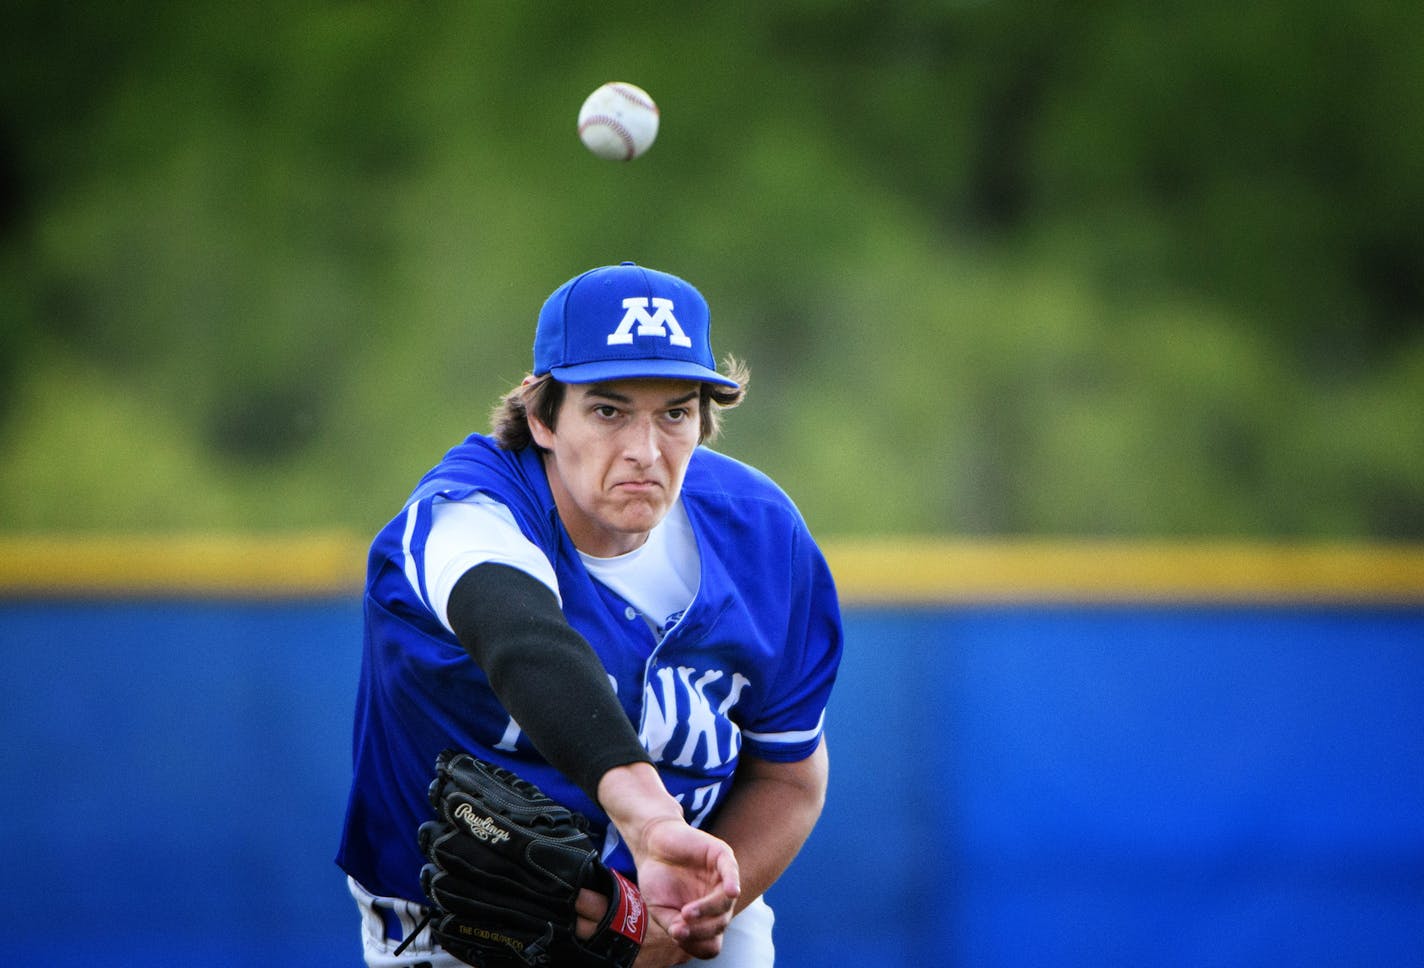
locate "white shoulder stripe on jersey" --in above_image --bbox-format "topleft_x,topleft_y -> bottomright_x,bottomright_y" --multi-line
401,502 -> 430,611
740,711 -> 825,746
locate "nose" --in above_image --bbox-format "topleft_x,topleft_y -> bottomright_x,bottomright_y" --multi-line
623,416 -> 661,467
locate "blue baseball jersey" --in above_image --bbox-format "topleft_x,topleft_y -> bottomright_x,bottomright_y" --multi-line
336,434 -> 844,903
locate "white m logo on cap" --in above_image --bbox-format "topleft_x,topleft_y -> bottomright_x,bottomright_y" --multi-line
607,297 -> 693,348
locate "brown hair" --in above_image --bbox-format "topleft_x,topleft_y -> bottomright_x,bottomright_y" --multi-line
490,357 -> 750,451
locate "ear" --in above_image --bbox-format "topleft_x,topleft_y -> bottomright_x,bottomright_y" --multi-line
528,414 -> 555,450
527,397 -> 557,450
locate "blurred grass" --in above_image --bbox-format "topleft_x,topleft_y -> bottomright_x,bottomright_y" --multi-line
2,3 -> 1421,540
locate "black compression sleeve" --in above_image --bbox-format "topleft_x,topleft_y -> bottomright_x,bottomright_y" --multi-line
446,562 -> 653,803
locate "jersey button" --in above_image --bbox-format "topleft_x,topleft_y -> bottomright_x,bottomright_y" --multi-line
624,606 -> 637,621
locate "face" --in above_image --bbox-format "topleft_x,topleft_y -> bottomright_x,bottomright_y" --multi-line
528,378 -> 702,557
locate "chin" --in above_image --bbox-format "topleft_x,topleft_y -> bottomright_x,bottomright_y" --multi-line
610,505 -> 667,534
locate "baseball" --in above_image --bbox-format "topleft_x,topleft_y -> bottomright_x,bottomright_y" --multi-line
577,82 -> 659,161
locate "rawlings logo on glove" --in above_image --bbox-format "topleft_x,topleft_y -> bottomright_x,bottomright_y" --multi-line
452,803 -> 512,845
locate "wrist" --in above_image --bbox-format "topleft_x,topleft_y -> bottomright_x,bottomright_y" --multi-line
597,761 -> 685,855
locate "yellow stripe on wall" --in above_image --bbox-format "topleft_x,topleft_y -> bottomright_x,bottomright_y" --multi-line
1,534 -> 1423,603
823,538 -> 1424,605
0,533 -> 368,599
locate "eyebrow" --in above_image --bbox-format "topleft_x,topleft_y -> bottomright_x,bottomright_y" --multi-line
585,385 -> 699,407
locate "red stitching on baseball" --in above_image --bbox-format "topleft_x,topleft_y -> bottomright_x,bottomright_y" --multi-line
609,83 -> 659,115
579,115 -> 636,160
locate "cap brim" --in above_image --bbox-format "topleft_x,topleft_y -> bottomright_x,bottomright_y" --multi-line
548,358 -> 739,388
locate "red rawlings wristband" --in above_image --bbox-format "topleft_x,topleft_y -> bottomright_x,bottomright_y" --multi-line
605,869 -> 647,946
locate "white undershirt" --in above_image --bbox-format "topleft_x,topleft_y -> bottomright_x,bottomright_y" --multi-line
421,493 -> 699,640
578,500 -> 699,639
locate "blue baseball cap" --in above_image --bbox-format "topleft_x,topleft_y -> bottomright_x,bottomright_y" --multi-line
533,262 -> 739,387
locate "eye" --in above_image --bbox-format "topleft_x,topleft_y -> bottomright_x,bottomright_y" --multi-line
666,407 -> 690,422
592,404 -> 620,419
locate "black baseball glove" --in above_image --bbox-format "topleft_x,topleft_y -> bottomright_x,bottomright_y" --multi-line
402,749 -> 647,968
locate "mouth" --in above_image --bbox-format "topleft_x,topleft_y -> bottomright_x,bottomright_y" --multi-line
613,479 -> 662,493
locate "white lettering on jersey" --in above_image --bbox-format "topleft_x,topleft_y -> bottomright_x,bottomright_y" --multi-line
606,297 -> 693,348
641,666 -> 681,762
673,668 -> 725,769
669,781 -> 724,829
718,672 -> 751,716
640,665 -> 748,771
718,672 -> 750,761
686,781 -> 723,827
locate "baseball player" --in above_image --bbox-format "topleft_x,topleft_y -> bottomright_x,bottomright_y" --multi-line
337,261 -> 844,966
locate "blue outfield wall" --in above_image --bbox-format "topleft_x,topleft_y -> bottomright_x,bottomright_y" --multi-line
3,599 -> 1423,967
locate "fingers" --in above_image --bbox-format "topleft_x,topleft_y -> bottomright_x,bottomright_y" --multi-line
680,842 -> 740,921
667,880 -> 738,959
574,887 -> 607,940
681,875 -> 738,923
666,912 -> 730,960
715,849 -> 742,900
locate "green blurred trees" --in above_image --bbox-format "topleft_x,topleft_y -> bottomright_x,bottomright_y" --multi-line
2,2 -> 1420,538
